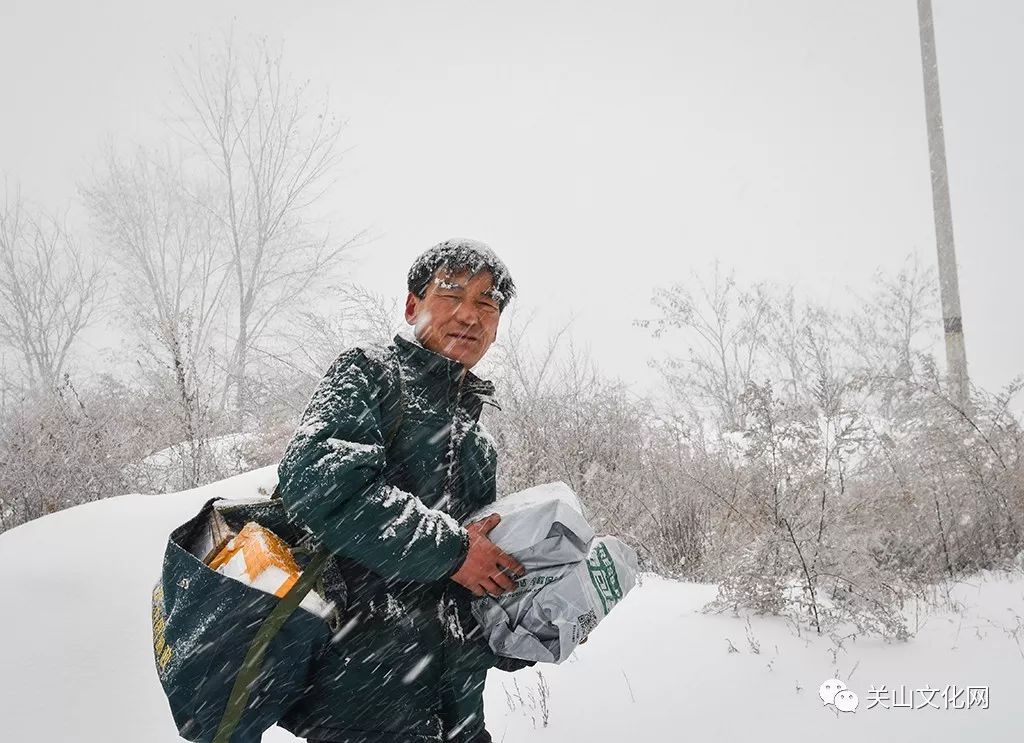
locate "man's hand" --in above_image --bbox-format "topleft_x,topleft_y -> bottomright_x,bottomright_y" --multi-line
450,513 -> 525,597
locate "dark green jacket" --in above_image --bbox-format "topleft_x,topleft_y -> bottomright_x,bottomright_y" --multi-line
276,334 -> 525,743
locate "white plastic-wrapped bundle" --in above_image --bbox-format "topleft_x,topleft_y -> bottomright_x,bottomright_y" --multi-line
466,482 -> 639,664
463,481 -> 595,569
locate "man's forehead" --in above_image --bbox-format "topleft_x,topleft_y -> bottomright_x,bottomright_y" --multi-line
431,267 -> 495,291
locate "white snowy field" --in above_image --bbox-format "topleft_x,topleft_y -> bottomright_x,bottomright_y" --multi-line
1,466 -> 1021,742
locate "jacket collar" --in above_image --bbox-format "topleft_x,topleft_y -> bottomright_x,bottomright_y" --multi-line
392,333 -> 500,407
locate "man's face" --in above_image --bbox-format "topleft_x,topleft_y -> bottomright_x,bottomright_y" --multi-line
404,268 -> 501,369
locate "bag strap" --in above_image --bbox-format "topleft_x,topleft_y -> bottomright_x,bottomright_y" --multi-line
212,549 -> 328,743
214,346 -> 405,743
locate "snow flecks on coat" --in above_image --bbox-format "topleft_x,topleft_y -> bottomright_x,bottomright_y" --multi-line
440,407 -> 478,504
474,420 -> 498,457
330,613 -> 362,645
401,653 -> 435,685
375,484 -> 463,553
437,595 -> 467,643
358,340 -> 394,367
445,712 -> 478,739
293,418 -> 327,439
315,439 -> 382,476
428,423 -> 453,445
366,591 -> 410,623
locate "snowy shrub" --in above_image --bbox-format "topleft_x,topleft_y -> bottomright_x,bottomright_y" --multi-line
639,259 -> 1023,639
0,375 -> 150,532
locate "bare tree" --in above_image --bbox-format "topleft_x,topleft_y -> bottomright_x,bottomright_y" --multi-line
637,263 -> 774,431
264,282 -> 402,384
85,149 -> 230,370
0,184 -> 106,392
246,282 -> 401,427
841,256 -> 940,382
83,149 -> 231,488
171,35 -> 356,428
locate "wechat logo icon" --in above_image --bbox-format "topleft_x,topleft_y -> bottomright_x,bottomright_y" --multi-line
819,679 -> 858,713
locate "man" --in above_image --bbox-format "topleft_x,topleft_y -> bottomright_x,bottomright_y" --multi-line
276,238 -> 532,743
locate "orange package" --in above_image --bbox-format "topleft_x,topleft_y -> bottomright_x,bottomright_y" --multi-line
207,521 -> 302,598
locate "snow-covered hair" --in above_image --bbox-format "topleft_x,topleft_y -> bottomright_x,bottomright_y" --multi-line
407,238 -> 516,310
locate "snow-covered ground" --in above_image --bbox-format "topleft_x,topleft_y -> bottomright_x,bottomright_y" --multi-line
0,467 -> 1021,742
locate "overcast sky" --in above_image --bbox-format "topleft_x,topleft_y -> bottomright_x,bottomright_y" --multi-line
1,0 -> 1021,397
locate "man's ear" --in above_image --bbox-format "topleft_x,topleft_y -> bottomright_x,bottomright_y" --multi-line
404,292 -> 419,325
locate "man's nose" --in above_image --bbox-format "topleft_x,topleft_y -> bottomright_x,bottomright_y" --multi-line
453,299 -> 480,326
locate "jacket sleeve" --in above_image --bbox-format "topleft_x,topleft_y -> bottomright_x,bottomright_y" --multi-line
277,348 -> 470,582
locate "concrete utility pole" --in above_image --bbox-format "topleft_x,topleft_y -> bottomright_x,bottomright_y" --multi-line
917,0 -> 970,407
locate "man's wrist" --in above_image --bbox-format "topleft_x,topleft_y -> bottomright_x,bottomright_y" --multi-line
442,527 -> 471,579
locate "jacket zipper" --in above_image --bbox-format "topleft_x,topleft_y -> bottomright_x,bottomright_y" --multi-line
438,371 -> 467,509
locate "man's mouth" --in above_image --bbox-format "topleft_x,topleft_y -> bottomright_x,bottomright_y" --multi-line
447,332 -> 479,342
